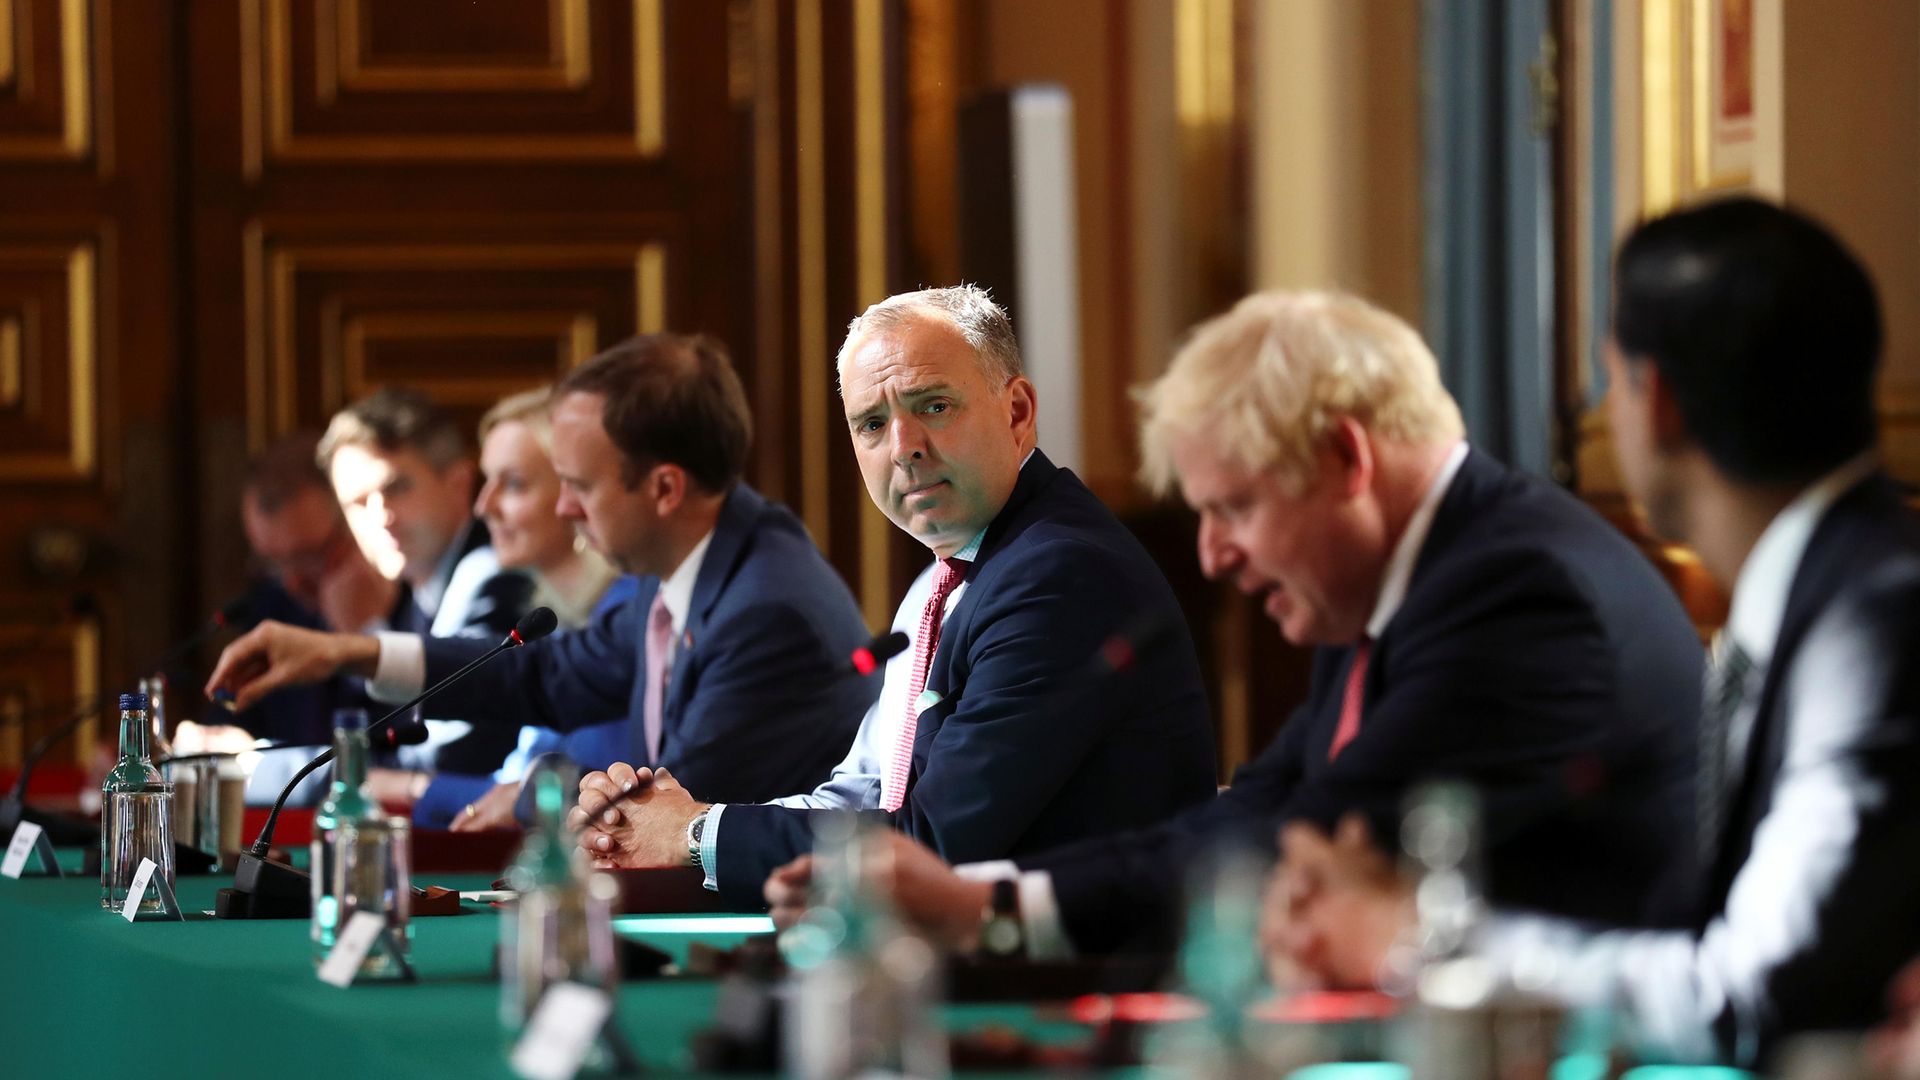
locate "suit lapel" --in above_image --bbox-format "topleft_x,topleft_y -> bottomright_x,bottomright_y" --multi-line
905,452 -> 1060,793
661,484 -> 765,734
1708,473 -> 1902,902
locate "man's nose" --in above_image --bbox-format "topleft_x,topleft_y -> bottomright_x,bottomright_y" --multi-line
889,417 -> 928,466
1196,517 -> 1243,580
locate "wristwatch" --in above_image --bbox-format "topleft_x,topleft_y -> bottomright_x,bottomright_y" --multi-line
685,810 -> 709,871
978,878 -> 1025,960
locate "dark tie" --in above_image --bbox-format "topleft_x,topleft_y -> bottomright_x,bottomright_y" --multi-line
1698,637 -> 1755,862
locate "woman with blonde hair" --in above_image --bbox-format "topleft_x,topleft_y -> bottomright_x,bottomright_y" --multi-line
406,386 -> 638,829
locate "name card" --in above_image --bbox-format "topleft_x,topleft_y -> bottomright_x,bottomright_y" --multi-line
2,823 -> 44,879
318,910 -> 387,988
510,982 -> 615,1080
120,858 -> 158,921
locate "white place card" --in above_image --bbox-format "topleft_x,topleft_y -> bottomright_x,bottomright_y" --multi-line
2,822 -> 43,879
510,982 -> 615,1080
120,858 -> 158,921
318,910 -> 387,988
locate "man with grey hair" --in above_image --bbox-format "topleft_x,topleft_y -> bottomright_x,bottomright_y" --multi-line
570,285 -> 1218,910
763,288 -> 1702,964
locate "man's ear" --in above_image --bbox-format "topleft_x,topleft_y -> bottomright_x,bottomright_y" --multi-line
651,463 -> 689,517
1004,375 -> 1038,447
1325,416 -> 1374,500
1643,365 -> 1689,451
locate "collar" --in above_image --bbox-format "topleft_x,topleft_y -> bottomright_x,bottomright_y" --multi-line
951,529 -> 985,563
657,528 -> 715,635
413,518 -> 476,619
1366,440 -> 1470,639
1725,451 -> 1880,665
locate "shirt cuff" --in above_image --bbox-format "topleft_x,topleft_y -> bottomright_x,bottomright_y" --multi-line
699,803 -> 726,891
368,631 -> 427,703
955,862 -> 1073,961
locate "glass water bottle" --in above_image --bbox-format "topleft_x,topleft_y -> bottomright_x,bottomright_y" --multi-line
780,811 -> 948,1080
500,761 -> 619,1035
331,813 -> 412,978
312,708 -> 378,963
100,692 -> 175,913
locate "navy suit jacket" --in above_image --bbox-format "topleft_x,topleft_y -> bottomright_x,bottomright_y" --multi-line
1025,447 -> 1705,954
416,484 -> 876,804
713,451 -> 1218,909
1691,473 -> 1920,1057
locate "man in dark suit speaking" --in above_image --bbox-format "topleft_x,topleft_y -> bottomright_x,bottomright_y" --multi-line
1277,199 -> 1920,1068
571,286 -> 1218,909
207,335 -> 876,807
766,288 -> 1703,958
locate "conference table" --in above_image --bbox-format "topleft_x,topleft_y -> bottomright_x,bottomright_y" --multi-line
0,848 -> 1761,1079
0,850 -> 1118,1079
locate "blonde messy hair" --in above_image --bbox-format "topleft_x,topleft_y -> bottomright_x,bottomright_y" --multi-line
1137,289 -> 1464,496
479,386 -> 557,452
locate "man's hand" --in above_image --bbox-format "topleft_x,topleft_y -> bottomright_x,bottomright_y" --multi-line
763,832 -> 991,952
566,762 -> 706,869
765,854 -> 815,930
450,780 -> 524,832
315,551 -> 397,633
1270,814 -> 1415,990
203,620 -> 380,712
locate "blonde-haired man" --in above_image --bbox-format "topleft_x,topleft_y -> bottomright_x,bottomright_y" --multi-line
766,288 -> 1703,962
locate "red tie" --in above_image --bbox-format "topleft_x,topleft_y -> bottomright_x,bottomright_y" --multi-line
1328,637 -> 1372,761
882,558 -> 968,812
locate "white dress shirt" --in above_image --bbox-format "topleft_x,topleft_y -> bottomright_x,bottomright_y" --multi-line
964,440 -> 1471,959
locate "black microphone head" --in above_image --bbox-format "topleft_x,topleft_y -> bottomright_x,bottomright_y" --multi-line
215,596 -> 253,629
379,717 -> 431,748
510,607 -> 558,645
851,630 -> 910,675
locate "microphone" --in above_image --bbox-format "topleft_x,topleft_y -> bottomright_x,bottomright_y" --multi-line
586,629 -> 910,822
581,611 -> 1177,832
215,608 -> 556,918
850,630 -> 909,676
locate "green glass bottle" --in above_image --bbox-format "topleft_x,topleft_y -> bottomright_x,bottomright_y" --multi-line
500,761 -> 618,1036
100,692 -> 175,913
310,707 -> 377,964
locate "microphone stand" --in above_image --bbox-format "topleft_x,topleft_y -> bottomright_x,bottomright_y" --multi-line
216,612 -> 553,919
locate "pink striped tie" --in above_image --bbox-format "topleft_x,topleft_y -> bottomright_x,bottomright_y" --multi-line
642,592 -> 672,764
881,558 -> 967,812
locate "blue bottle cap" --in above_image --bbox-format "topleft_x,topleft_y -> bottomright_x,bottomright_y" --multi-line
119,692 -> 149,711
331,708 -> 369,732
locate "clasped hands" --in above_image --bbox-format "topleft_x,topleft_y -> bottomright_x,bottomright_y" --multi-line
566,761 -> 709,869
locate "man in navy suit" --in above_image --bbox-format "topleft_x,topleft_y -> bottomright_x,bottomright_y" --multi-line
765,289 -> 1703,961
1276,200 -> 1920,1068
570,286 -> 1217,909
207,335 -> 876,807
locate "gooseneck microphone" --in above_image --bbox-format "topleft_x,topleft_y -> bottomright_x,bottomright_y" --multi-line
579,613 -> 1174,830
581,627 -> 915,826
215,607 -> 557,919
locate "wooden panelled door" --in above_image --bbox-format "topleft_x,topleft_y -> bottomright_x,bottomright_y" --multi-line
184,0 -> 742,610
0,0 -> 183,780
1,1 -> 910,778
